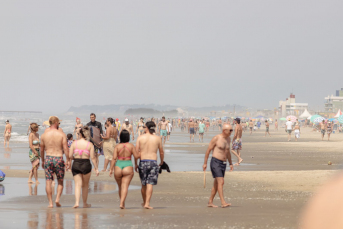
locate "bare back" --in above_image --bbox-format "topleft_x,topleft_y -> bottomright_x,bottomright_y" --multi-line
41,129 -> 67,157
234,124 -> 243,140
136,134 -> 162,160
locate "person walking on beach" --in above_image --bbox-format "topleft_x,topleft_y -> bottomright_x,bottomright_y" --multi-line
294,122 -> 300,141
249,120 -> 254,135
275,119 -> 278,131
3,120 -> 12,147
188,119 -> 196,142
28,123 -> 41,184
203,123 -> 233,208
136,117 -> 145,137
74,118 -> 83,140
69,126 -> 99,208
327,121 -> 333,141
218,119 -> 223,131
199,120 -> 206,142
320,120 -> 326,141
40,116 -> 70,208
109,130 -> 139,209
136,121 -> 164,209
167,120 -> 172,141
231,118 -> 243,165
121,119 -> 134,141
285,118 -> 293,141
265,120 -> 271,137
158,116 -> 169,145
86,113 -> 103,170
101,118 -> 117,172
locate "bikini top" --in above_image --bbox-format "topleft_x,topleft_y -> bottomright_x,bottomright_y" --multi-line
32,140 -> 40,145
73,140 -> 90,156
118,143 -> 132,160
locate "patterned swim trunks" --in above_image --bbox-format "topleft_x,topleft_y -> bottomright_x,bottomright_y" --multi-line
232,139 -> 242,150
138,160 -> 159,185
44,156 -> 65,180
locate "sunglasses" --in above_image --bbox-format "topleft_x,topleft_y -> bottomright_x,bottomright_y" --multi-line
143,126 -> 147,128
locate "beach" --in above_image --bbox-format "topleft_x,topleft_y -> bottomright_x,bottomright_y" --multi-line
0,126 -> 341,228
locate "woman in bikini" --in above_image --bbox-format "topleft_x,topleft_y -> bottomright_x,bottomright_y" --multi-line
136,117 -> 145,137
73,118 -> 83,140
69,126 -> 99,208
109,130 -> 139,209
28,123 -> 40,184
101,118 -> 117,172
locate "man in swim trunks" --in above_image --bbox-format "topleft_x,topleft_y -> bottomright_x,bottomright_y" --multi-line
231,118 -> 243,165
3,120 -> 12,147
121,119 -> 134,141
265,120 -> 271,137
136,121 -> 164,209
203,123 -> 233,208
40,116 -> 70,208
249,120 -> 254,135
188,119 -> 196,142
198,120 -> 206,142
158,116 -> 169,145
320,120 -> 326,141
218,119 -> 223,131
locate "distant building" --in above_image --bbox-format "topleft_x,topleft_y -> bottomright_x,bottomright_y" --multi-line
279,93 -> 308,117
324,88 -> 343,112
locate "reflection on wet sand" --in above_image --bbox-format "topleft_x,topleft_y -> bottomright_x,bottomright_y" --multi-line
28,183 -> 38,196
26,211 -> 90,229
5,147 -> 12,152
0,184 -> 4,195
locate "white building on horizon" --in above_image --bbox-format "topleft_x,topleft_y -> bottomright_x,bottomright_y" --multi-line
279,93 -> 308,117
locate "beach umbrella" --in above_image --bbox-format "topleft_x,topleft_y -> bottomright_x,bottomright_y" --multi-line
313,117 -> 325,123
279,117 -> 287,121
328,118 -> 336,122
286,115 -> 297,122
338,115 -> 343,124
310,115 -> 322,123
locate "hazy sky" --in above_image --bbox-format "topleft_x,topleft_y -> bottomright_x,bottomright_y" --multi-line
1,1 -> 342,113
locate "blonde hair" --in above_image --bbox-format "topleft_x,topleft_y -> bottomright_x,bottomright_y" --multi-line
49,116 -> 60,126
79,126 -> 90,140
30,123 -> 39,131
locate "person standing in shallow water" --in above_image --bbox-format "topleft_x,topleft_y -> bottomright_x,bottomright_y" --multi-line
69,126 -> 99,208
28,123 -> 41,184
101,118 -> 117,172
203,123 -> 234,208
136,121 -> 164,209
74,118 -> 83,140
3,120 -> 12,147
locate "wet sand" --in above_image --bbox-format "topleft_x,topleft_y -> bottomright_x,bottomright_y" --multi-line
0,127 -> 342,228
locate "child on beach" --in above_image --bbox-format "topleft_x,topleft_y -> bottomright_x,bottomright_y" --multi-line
67,134 -> 74,148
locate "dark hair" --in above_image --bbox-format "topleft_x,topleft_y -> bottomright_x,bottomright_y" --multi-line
80,126 -> 90,140
67,134 -> 73,140
146,121 -> 156,134
162,116 -> 165,119
107,117 -> 114,124
120,130 -> 130,143
90,113 -> 96,117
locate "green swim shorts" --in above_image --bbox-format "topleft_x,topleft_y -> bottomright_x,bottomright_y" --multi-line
160,130 -> 168,136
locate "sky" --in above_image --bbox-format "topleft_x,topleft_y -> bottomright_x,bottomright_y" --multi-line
0,0 -> 342,113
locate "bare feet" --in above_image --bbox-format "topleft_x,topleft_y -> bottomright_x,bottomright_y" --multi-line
55,202 -> 61,207
120,204 -> 125,209
238,158 -> 243,164
207,203 -> 218,208
221,203 -> 231,208
83,203 -> 91,208
144,205 -> 153,209
48,204 -> 53,208
35,181 -> 40,184
234,163 -> 239,166
101,169 -> 106,172
28,180 -> 33,183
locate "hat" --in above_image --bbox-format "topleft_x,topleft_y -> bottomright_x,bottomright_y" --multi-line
125,118 -> 129,122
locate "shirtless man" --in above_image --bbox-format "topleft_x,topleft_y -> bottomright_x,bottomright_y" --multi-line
231,118 -> 243,165
158,116 -> 169,145
320,120 -> 326,141
275,119 -> 278,131
249,120 -> 254,135
136,121 -> 164,209
205,120 -> 210,133
3,120 -> 12,147
188,119 -> 196,142
121,119 -> 134,141
40,116 -> 70,208
203,123 -> 234,208
218,119 -> 223,131
265,120 -> 271,137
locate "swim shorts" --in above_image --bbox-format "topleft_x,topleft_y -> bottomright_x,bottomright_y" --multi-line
250,127 -> 253,130
321,129 -> 326,135
160,130 -> 168,137
210,157 -> 226,178
287,130 -> 292,134
138,160 -> 159,185
190,128 -> 195,135
199,132 -> 204,135
232,138 -> 242,150
266,127 -> 269,132
45,156 -> 65,180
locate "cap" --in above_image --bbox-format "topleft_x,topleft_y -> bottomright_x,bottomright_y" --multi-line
125,118 -> 129,122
